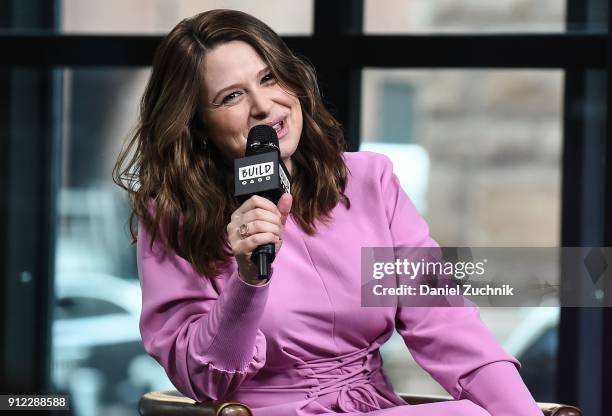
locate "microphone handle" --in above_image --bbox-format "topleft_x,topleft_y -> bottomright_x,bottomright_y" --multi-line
249,191 -> 280,281
251,242 -> 275,280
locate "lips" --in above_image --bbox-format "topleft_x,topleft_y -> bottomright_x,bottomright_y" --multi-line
263,116 -> 289,139
265,116 -> 286,129
271,119 -> 283,133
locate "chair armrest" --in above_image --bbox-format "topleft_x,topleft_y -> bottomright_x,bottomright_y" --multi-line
139,390 -> 252,416
139,390 -> 583,416
397,393 -> 583,416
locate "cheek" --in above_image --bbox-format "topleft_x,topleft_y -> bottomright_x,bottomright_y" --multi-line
292,99 -> 303,129
206,112 -> 249,156
208,111 -> 246,136
294,99 -> 303,119
274,90 -> 300,118
274,87 -> 301,109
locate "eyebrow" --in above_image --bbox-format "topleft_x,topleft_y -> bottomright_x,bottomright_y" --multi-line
211,66 -> 271,103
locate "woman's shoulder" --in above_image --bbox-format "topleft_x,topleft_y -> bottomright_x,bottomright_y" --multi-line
340,151 -> 398,202
342,150 -> 394,181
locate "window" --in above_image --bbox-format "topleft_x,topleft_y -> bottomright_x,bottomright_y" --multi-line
362,69 -> 563,397
1,1 -> 608,414
61,0 -> 314,34
364,0 -> 574,33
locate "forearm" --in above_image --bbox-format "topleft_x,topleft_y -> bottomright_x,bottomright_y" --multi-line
196,268 -> 271,370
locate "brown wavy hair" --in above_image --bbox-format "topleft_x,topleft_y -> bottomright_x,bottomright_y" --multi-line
113,9 -> 351,278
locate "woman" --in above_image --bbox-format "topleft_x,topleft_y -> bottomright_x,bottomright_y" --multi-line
113,9 -> 542,416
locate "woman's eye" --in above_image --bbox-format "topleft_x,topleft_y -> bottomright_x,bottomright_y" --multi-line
221,91 -> 242,104
262,72 -> 276,83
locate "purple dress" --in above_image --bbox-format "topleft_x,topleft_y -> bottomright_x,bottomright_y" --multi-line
138,151 -> 542,415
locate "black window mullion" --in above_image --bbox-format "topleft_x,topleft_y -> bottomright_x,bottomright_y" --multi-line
0,0 -> 60,395
558,1 -> 608,415
1,34 -> 605,69
312,0 -> 363,151
602,0 -> 612,412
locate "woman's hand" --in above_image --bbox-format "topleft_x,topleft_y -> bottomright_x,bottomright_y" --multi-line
227,193 -> 292,284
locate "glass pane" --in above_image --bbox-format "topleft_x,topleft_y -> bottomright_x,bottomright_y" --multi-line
365,0 -> 605,34
61,0 -> 313,35
52,67 -> 175,416
361,69 -> 563,401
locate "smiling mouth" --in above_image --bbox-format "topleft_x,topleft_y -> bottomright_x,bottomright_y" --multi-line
271,118 -> 284,133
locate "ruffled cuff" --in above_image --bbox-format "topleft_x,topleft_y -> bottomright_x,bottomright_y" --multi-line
459,361 -> 541,416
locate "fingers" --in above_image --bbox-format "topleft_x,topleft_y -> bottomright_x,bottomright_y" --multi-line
235,232 -> 280,251
236,195 -> 281,217
238,219 -> 282,239
240,208 -> 283,229
230,195 -> 292,281
277,193 -> 293,225
228,195 -> 288,261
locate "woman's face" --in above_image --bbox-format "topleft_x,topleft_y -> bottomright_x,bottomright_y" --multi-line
200,40 -> 303,175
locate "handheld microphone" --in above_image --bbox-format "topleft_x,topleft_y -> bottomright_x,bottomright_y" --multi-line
234,124 -> 291,280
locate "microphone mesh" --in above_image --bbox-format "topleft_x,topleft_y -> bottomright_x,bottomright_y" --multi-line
246,125 -> 279,155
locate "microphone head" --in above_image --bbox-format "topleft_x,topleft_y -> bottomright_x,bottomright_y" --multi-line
246,124 -> 280,156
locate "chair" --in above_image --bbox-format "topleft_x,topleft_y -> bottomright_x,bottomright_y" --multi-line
139,390 -> 583,416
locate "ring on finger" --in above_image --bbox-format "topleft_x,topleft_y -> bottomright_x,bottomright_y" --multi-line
238,223 -> 250,239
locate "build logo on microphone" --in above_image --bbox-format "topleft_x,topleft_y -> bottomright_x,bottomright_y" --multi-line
239,162 -> 274,184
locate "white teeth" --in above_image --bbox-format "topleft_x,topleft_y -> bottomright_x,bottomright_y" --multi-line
272,121 -> 283,132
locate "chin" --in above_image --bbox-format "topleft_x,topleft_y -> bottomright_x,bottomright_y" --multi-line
280,137 -> 298,158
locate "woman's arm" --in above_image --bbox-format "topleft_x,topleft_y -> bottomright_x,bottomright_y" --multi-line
372,151 -> 541,414
137,219 -> 269,402
459,361 -> 541,416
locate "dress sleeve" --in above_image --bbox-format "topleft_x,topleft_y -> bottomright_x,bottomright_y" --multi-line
374,152 -> 540,414
137,219 -> 269,402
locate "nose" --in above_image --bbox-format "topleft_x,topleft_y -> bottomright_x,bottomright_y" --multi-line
249,88 -> 272,119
